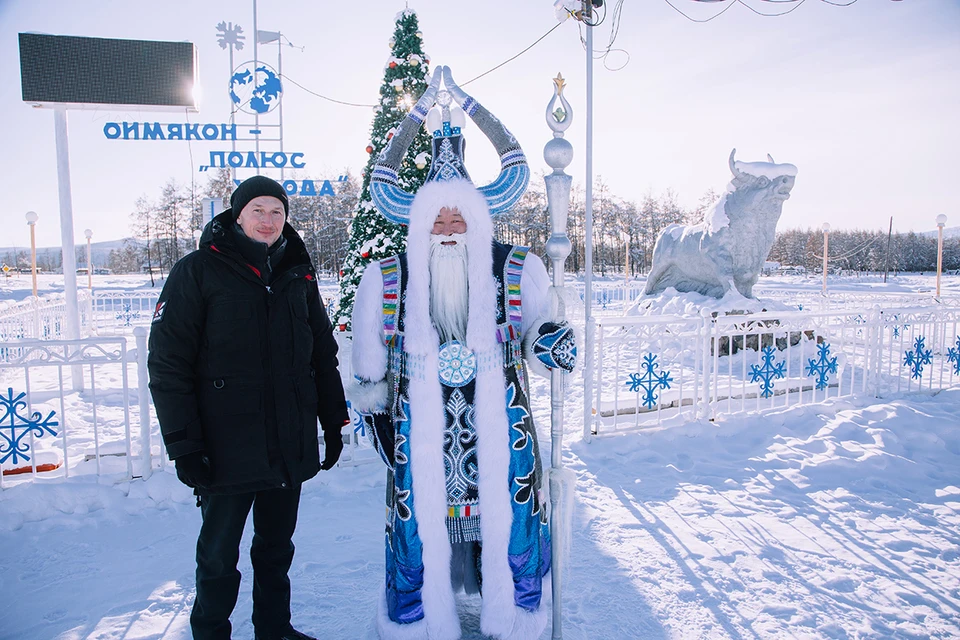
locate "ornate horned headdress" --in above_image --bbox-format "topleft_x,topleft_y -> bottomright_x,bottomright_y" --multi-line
369,66 -> 529,225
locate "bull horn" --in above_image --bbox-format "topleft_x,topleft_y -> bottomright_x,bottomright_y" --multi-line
369,67 -> 443,225
767,153 -> 775,163
443,66 -> 529,216
729,148 -> 742,178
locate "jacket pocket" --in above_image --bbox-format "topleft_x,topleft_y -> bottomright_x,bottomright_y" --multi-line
198,381 -> 268,477
295,375 -> 320,464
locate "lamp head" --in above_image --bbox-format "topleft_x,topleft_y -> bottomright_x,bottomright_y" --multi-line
84,229 -> 93,239
821,222 -> 831,233
936,214 -> 948,228
25,211 -> 38,225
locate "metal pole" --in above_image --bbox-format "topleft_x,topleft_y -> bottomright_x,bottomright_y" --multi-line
582,1 -> 595,442
544,73 -> 574,640
253,0 -> 261,176
278,35 -> 285,182
936,214 -> 947,298
26,212 -> 38,297
54,107 -> 83,390
821,223 -> 830,296
229,35 -> 236,184
84,229 -> 93,290
883,216 -> 893,283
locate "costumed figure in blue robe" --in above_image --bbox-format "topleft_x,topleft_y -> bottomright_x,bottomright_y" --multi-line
348,67 -> 577,640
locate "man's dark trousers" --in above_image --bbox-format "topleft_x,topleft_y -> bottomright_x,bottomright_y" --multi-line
191,484 -> 302,640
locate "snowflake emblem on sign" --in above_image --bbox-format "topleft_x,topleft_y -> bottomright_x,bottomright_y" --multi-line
947,337 -> 960,376
215,21 -> 245,50
903,336 -> 933,379
0,387 -> 59,466
750,346 -> 786,398
438,341 -> 477,387
626,353 -> 673,409
805,342 -> 839,390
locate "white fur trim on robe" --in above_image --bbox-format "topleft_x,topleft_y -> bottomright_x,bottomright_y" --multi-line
345,378 -> 389,414
374,178 -> 549,640
352,262 -> 388,384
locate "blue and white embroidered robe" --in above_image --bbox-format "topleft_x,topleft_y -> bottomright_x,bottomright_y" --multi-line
350,181 -> 554,640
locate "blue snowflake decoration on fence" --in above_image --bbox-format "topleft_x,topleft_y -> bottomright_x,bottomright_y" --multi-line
749,346 -> 786,398
805,342 -> 839,390
947,337 -> 960,376
115,304 -> 141,327
598,290 -> 613,310
626,353 -> 673,409
854,313 -> 867,338
0,387 -> 58,466
891,314 -> 910,339
903,336 -> 933,379
0,326 -> 26,360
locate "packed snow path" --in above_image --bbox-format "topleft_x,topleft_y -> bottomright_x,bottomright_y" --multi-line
3,388 -> 959,639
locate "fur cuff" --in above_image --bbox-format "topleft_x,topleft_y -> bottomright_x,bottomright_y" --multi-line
376,585 -> 461,640
481,598 -> 549,640
501,603 -> 549,640
346,378 -> 389,414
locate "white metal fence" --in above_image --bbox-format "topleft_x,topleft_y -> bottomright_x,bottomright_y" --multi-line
0,291 -> 91,343
88,290 -> 160,335
0,334 -> 144,487
0,329 -> 371,488
4,286 -> 959,483
589,305 -> 960,437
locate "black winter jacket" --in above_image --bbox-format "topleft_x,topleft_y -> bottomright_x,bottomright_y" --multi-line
148,212 -> 349,494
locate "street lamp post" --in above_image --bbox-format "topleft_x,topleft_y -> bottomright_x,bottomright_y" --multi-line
821,222 -> 831,295
25,211 -> 38,297
936,214 -> 947,298
84,229 -> 93,290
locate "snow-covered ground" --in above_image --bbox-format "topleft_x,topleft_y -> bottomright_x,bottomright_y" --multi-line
2,273 -> 959,639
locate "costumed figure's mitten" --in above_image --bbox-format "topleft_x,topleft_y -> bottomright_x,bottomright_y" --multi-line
523,319 -> 578,378
345,377 -> 395,469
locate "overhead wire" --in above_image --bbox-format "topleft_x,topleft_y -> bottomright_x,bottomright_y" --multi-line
280,20 -> 565,107
671,0 -> 864,22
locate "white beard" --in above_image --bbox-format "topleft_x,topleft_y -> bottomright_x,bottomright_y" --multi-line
429,234 -> 469,344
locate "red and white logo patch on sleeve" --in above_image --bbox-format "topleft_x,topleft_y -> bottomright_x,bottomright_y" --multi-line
152,301 -> 167,323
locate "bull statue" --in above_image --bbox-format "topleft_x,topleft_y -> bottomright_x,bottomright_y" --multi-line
644,149 -> 797,299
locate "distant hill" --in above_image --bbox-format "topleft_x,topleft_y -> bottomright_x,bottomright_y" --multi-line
0,238 -> 134,269
919,226 -> 960,240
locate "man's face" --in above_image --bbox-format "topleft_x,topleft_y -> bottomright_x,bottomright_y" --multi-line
431,207 -> 467,245
236,195 -> 285,246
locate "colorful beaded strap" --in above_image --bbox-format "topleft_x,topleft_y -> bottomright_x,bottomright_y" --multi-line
380,256 -> 401,347
501,245 -> 528,342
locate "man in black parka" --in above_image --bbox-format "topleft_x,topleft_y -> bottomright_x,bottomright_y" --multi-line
148,176 -> 349,640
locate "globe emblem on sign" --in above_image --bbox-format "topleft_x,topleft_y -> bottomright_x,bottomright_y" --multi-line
229,61 -> 282,115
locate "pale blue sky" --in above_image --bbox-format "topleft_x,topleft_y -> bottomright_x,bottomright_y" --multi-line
2,0 -> 959,248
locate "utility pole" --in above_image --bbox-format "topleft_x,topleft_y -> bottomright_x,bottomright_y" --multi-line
883,216 -> 893,283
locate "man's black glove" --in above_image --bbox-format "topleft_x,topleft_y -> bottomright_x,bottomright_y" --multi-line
174,451 -> 213,489
320,430 -> 344,470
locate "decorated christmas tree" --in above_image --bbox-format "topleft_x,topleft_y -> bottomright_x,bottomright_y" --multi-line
335,9 -> 433,330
